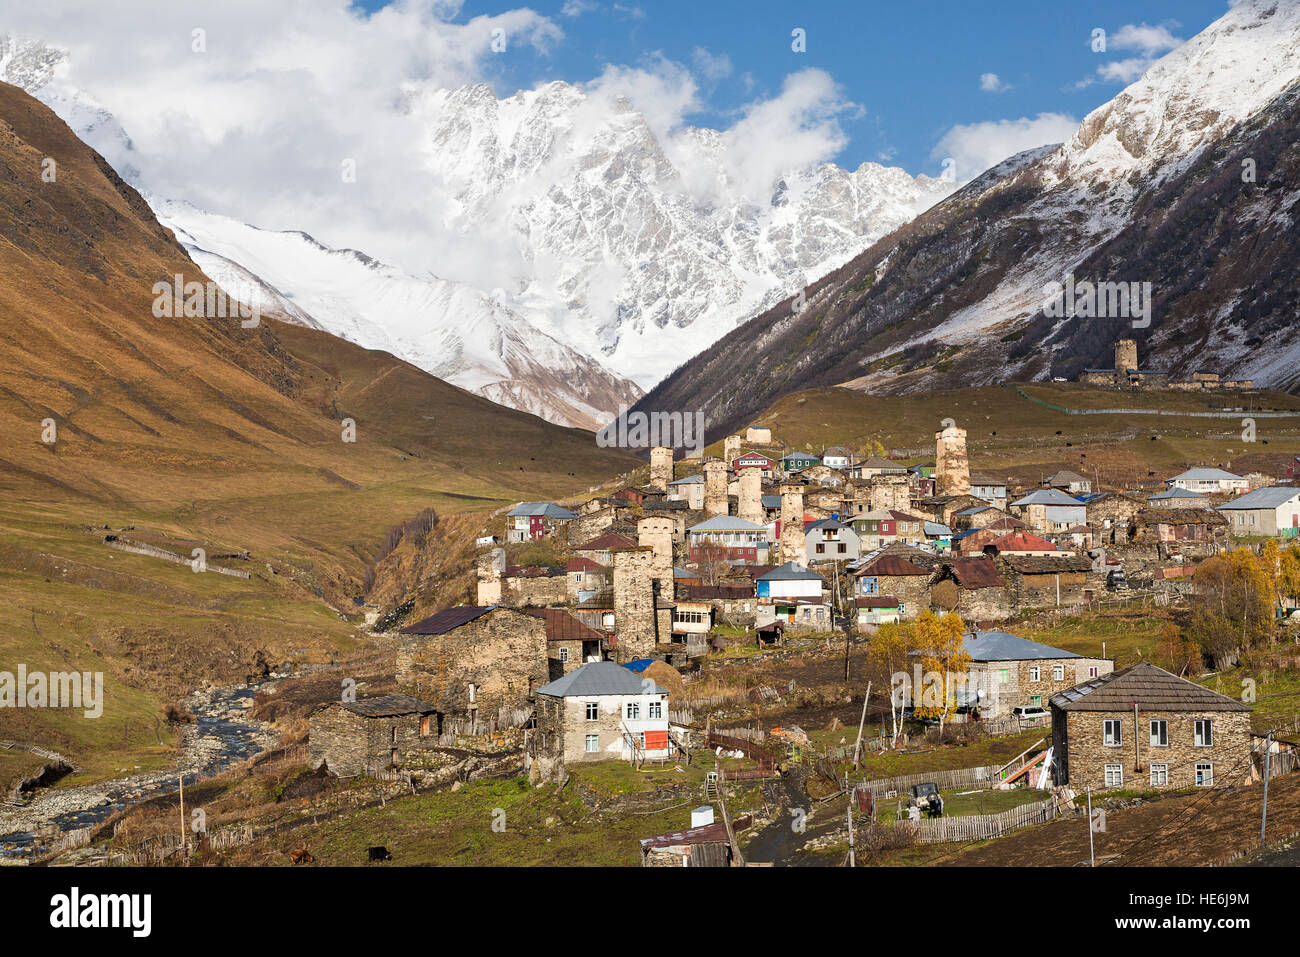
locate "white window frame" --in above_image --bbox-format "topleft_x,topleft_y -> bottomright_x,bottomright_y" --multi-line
1195,763 -> 1213,787
585,701 -> 598,721
1104,764 -> 1123,787
585,734 -> 599,753
1028,666 -> 1040,682
1150,764 -> 1168,786
1194,719 -> 1213,747
1149,719 -> 1168,747
649,700 -> 662,719
1103,719 -> 1122,747
626,701 -> 640,720
1053,664 -> 1065,681
559,647 -> 569,663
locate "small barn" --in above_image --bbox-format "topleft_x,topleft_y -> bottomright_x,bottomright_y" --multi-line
308,694 -> 437,777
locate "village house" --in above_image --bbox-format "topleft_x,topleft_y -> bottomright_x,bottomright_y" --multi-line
566,556 -> 609,602
923,521 -> 953,551
670,596 -> 714,643
1044,469 -> 1093,497
969,474 -> 1009,505
952,505 -> 1010,531
929,555 -> 1012,622
1217,486 -> 1300,538
1147,487 -> 1208,509
758,596 -> 834,632
397,606 -> 549,714
666,474 -> 706,510
954,631 -> 1111,720
1166,467 -> 1249,495
506,502 -> 578,542
687,515 -> 769,562
1131,508 -> 1228,558
820,446 -> 855,470
1010,488 -> 1088,533
1050,662 -> 1252,791
988,530 -> 1063,557
854,595 -> 901,628
795,463 -> 847,487
733,451 -> 777,478
803,518 -> 861,562
676,583 -> 758,626
502,564 -> 568,605
308,694 -> 438,777
756,561 -> 825,600
916,493 -> 991,528
521,607 -> 609,679
998,554 -> 1093,609
533,661 -> 673,765
848,456 -> 907,481
572,533 -> 636,567
853,553 -> 931,621
1084,491 -> 1148,543
780,452 -> 821,473
572,589 -> 616,632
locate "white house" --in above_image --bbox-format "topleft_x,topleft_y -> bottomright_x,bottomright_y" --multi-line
756,562 -> 825,599
821,446 -> 855,470
667,474 -> 705,510
534,662 -> 671,764
1217,486 -> 1300,538
1010,489 -> 1087,533
803,519 -> 861,562
1166,468 -> 1249,495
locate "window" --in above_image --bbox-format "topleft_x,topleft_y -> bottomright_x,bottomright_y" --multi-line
1194,719 -> 1213,747
999,669 -> 1010,685
1030,695 -> 1042,708
1053,664 -> 1065,681
899,602 -> 907,614
1103,720 -> 1122,746
1150,764 -> 1168,786
1105,764 -> 1123,787
1195,763 -> 1213,787
585,734 -> 599,753
1088,666 -> 1099,678
626,702 -> 640,720
1149,720 -> 1168,747
559,647 -> 569,663
1029,666 -> 1040,682
816,543 -> 825,554
585,702 -> 598,721
649,700 -> 662,719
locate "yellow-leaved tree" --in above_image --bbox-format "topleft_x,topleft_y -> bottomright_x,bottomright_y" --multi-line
913,610 -> 970,738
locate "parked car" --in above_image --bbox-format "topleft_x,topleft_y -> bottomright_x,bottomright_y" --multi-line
1011,705 -> 1049,723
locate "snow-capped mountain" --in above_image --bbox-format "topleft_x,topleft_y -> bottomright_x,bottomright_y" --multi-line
638,0 -> 1300,436
1,31 -> 957,427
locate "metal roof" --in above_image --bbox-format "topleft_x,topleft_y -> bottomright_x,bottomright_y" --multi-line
1051,661 -> 1250,712
400,605 -> 496,635
506,501 -> 578,519
757,561 -> 824,581
1011,489 -> 1085,507
688,515 -> 766,532
1168,468 -> 1244,483
1216,486 -> 1300,510
536,661 -> 668,698
668,474 -> 705,485
964,630 -> 1080,661
1148,487 -> 1206,501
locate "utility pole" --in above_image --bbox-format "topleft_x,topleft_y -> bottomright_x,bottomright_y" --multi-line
847,800 -> 855,868
852,681 -> 872,770
1261,730 -> 1273,848
1086,786 -> 1095,868
178,773 -> 187,864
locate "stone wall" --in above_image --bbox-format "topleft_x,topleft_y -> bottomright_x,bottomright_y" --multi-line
724,434 -> 742,465
504,573 -> 568,606
704,459 -> 729,518
1055,709 -> 1251,790
638,516 -> 676,601
970,657 -> 1112,718
396,609 -> 548,713
308,705 -> 432,776
868,475 -> 911,512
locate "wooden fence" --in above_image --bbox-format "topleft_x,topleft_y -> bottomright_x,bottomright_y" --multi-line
848,764 -> 1003,798
911,797 -> 1060,844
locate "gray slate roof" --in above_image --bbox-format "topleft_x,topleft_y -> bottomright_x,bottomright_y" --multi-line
1168,468 -> 1244,483
536,661 -> 667,698
688,515 -> 766,532
1148,487 -> 1207,501
1051,662 -> 1250,712
758,561 -> 825,582
340,694 -> 437,717
507,501 -> 578,519
1012,489 -> 1085,507
963,631 -> 1080,662
1216,486 -> 1300,510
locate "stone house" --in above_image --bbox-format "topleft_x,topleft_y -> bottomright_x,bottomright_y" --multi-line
853,554 -> 931,621
803,518 -> 860,563
309,694 -> 437,776
969,474 -> 1008,505
397,606 -> 548,713
1085,491 -> 1148,544
503,565 -> 568,605
675,583 -> 758,626
521,607 -> 608,679
1045,469 -> 1093,496
849,456 -> 906,480
952,505 -> 1011,531
573,533 -> 636,567
1146,487 -> 1208,509
506,502 -> 578,542
666,474 -> 706,510
797,464 -> 845,487
988,531 -> 1062,557
1051,662 -> 1252,791
998,554 -> 1093,610
533,662 -> 672,765
930,556 -> 1012,622
1010,489 -> 1087,533
1131,508 -> 1228,558
957,631 -> 1110,719
566,556 -> 610,602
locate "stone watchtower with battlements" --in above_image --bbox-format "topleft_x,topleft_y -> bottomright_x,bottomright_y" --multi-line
1115,338 -> 1139,374
703,458 -> 729,518
934,423 -> 970,497
779,484 -> 806,564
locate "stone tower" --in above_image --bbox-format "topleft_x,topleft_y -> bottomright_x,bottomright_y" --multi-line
724,434 -> 742,465
704,458 -> 729,518
649,446 -> 674,492
737,467 -> 764,524
1115,338 -> 1139,374
475,548 -> 505,605
934,423 -> 971,496
779,484 -> 806,564
868,474 -> 911,513
637,515 -> 675,602
612,547 -> 658,663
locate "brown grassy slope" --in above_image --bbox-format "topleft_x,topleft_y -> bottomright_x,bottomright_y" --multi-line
0,82 -> 634,780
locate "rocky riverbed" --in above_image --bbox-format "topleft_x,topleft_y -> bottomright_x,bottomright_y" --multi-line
0,679 -> 281,861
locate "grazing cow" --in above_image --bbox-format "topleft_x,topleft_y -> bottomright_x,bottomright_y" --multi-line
367,845 -> 392,862
289,847 -> 314,865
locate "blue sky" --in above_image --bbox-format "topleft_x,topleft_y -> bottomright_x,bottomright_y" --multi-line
352,0 -> 1229,177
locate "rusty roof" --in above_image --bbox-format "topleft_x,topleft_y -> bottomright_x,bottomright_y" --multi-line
574,533 -> 636,551
639,821 -> 731,849
521,607 -> 606,642
566,557 -> 608,574
948,557 -> 1004,589
857,555 -> 930,577
1051,662 -> 1250,712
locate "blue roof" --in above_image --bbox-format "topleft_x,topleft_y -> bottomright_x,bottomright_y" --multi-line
1148,487 -> 1206,501
622,659 -> 655,673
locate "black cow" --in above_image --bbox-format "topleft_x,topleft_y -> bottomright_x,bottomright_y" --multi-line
367,846 -> 392,862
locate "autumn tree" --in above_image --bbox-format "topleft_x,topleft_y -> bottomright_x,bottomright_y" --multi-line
1186,549 -> 1274,669
913,610 -> 971,738
865,621 -> 915,745
1156,621 -> 1202,677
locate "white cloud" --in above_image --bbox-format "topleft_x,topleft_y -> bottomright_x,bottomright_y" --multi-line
933,112 -> 1078,178
1075,21 -> 1184,88
692,46 -> 733,81
979,72 -> 1011,93
561,0 -> 598,16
